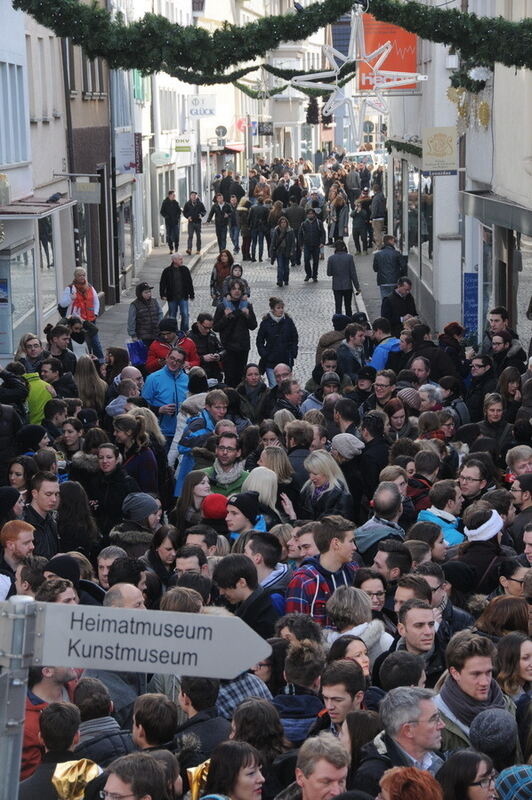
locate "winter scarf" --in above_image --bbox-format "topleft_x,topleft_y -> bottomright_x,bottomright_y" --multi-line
212,459 -> 245,486
439,676 -> 506,727
269,312 -> 285,324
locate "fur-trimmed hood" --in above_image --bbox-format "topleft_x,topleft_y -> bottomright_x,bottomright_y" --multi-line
109,521 -> 153,558
70,450 -> 100,473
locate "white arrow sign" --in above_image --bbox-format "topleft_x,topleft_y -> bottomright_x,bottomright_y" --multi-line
32,603 -> 271,679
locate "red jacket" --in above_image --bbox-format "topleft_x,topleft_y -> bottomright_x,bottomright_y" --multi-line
21,678 -> 77,780
146,336 -> 200,373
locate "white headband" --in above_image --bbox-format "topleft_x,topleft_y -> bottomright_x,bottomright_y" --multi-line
464,509 -> 503,542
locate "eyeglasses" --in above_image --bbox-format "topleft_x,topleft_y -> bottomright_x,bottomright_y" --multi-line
459,475 -> 482,483
374,383 -> 391,389
508,577 -> 525,584
217,445 -> 237,452
469,772 -> 496,789
365,591 -> 385,598
407,712 -> 442,726
99,792 -> 137,800
471,363 -> 486,370
430,583 -> 444,593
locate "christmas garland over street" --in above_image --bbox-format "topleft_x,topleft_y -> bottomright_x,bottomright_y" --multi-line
13,0 -> 532,82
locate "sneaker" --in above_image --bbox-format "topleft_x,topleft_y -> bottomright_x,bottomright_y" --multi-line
186,249 -> 192,255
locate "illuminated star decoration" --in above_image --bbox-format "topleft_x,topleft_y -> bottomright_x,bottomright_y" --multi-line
291,5 -> 428,145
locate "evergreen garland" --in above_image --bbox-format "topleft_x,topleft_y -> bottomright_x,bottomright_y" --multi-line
385,139 -> 422,158
306,97 -> 320,125
13,0 -> 532,79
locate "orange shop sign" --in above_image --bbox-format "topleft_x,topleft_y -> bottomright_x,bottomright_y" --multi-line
358,14 -> 418,93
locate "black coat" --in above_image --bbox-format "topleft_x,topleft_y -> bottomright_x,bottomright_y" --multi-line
160,197 -> 182,225
407,340 -> 458,380
19,752 -> 79,800
354,734 -> 417,797
336,342 -> 364,382
248,203 -> 270,233
381,291 -> 418,337
300,483 -> 354,521
86,466 -> 140,539
256,315 -> 299,369
458,537 -> 504,594
175,707 -> 231,761
213,301 -> 258,352
183,199 -> 206,222
159,264 -> 195,301
299,217 -> 325,247
74,722 -> 135,767
23,504 -> 59,559
207,201 -> 232,227
236,586 -> 279,638
359,437 -> 390,499
52,371 -> 79,398
188,322 -> 223,379
465,367 -> 498,422
288,447 -> 310,490
0,402 -> 22,483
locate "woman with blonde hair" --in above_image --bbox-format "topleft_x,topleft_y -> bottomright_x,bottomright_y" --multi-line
300,449 -> 354,519
273,408 -> 295,434
74,354 -> 108,414
258,445 -> 300,514
242,466 -> 283,529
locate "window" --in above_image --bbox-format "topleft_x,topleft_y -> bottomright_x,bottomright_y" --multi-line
160,88 -> 178,132
0,61 -> 28,165
0,246 -> 37,355
82,53 -> 105,96
38,37 -> 49,120
25,35 -> 37,122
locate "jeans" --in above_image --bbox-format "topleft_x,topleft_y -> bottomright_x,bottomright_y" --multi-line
292,238 -> 302,265
265,367 -> 276,388
303,244 -> 320,279
88,331 -> 105,363
187,221 -> 202,251
276,254 -> 290,285
334,289 -> 353,316
379,284 -> 395,300
168,298 -> 189,332
251,230 -> 265,260
230,224 -> 240,252
165,223 -> 180,251
215,224 -> 228,251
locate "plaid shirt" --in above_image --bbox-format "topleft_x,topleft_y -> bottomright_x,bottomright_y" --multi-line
216,672 -> 273,720
285,559 -> 359,627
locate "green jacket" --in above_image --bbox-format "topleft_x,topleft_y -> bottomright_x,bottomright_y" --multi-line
202,465 -> 249,496
24,372 -> 52,424
435,690 -> 522,757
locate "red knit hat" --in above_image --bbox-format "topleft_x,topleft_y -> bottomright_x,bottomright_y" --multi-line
202,493 -> 228,520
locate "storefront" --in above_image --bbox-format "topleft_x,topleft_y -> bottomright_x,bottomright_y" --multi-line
0,196 -> 76,362
461,191 -> 532,349
387,148 -> 461,333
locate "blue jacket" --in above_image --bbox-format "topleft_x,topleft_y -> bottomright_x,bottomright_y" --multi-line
272,688 -> 324,746
417,507 -> 464,546
368,337 -> 401,371
174,408 -> 216,496
141,366 -> 189,436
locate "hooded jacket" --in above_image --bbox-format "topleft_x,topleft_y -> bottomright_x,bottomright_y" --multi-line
87,467 -> 140,539
355,517 -> 405,565
127,286 -> 163,340
146,333 -> 200,374
418,506 -> 464,546
24,373 -> 52,424
407,340 -> 458,380
74,716 -> 134,767
327,619 -> 394,665
174,408 -> 216,496
285,556 -> 358,626
256,313 -> 299,369
142,365 -> 190,436
465,366 -> 498,422
272,687 -> 324,746
213,301 -> 258,352
368,336 -> 401,371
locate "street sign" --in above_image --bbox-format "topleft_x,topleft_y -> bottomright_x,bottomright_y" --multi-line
217,138 -> 226,149
71,181 -> 101,205
215,125 -> 228,138
31,602 -> 271,678
258,121 -> 273,136
175,133 -> 193,153
187,94 -> 217,118
422,126 -> 458,176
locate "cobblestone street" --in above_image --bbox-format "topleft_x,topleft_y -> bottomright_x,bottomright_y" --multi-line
97,230 -> 383,381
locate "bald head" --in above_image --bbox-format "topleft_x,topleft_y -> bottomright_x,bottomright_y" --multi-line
103,583 -> 145,610
120,366 -> 143,389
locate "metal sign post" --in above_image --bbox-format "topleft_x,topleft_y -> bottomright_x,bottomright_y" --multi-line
0,599 -> 271,799
0,597 -> 38,800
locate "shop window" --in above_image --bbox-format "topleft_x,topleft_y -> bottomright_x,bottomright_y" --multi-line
0,246 -> 37,355
513,232 -> 532,349
407,166 -> 419,257
420,174 -> 433,264
38,214 -> 58,315
393,158 -> 403,249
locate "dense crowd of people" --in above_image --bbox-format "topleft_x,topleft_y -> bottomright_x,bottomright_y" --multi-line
1,153 -> 531,800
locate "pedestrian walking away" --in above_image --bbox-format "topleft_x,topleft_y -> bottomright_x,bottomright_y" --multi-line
207,193 -> 233,252
326,240 -> 360,316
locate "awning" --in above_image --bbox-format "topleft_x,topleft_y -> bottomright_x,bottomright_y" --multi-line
224,142 -> 245,153
460,190 -> 532,236
0,195 -> 77,220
